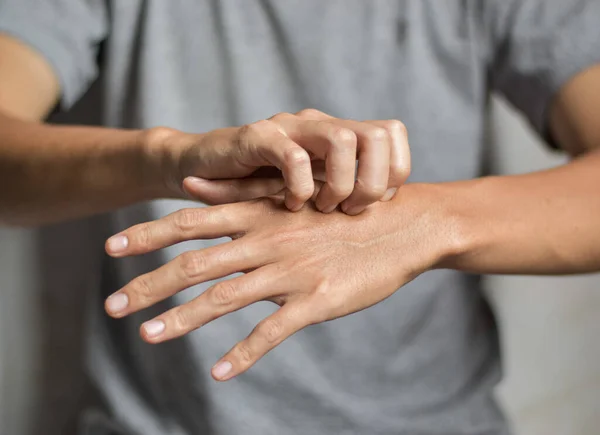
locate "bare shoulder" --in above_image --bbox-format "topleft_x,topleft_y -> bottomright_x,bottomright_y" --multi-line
550,64 -> 600,156
0,33 -> 59,121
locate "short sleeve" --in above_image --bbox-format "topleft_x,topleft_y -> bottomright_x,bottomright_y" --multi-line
483,0 -> 600,145
0,0 -> 108,110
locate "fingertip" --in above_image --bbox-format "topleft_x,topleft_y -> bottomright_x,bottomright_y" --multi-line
341,203 -> 364,216
106,234 -> 129,256
380,187 -> 398,202
212,360 -> 234,381
314,190 -> 338,214
284,194 -> 304,212
319,204 -> 336,214
139,327 -> 157,344
183,176 -> 209,188
140,319 -> 166,343
105,293 -> 129,317
182,176 -> 209,197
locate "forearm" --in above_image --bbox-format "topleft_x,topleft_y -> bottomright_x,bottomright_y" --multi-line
438,149 -> 600,275
0,115 -> 178,226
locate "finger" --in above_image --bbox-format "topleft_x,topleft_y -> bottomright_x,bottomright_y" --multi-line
211,302 -> 310,381
338,124 -> 391,215
139,264 -> 289,343
105,238 -> 266,318
367,120 -> 411,201
311,120 -> 390,213
294,112 -> 396,212
310,179 -> 325,203
290,111 -> 359,212
294,108 -> 333,121
310,160 -> 327,182
271,114 -> 358,213
295,113 -> 411,199
183,176 -> 285,205
105,204 -> 252,257
238,120 -> 314,212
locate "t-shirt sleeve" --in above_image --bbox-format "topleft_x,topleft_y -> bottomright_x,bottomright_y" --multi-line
0,0 -> 108,110
484,0 -> 600,146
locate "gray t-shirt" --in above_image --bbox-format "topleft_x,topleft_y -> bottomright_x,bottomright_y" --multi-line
1,1 -> 599,434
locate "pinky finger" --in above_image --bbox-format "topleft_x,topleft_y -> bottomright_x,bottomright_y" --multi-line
211,303 -> 308,381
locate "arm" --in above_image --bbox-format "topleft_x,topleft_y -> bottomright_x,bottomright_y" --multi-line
0,34 -> 174,226
0,34 -> 410,227
0,114 -> 178,226
442,64 -> 600,275
100,65 -> 600,380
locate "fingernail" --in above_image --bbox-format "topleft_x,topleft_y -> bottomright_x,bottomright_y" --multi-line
107,235 -> 128,253
106,293 -> 129,314
143,320 -> 165,338
212,360 -> 233,380
381,188 -> 398,201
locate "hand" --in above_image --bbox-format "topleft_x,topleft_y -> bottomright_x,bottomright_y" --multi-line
153,109 -> 411,215
104,184 -> 457,381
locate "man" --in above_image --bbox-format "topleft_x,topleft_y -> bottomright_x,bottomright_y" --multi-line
1,1 -> 599,434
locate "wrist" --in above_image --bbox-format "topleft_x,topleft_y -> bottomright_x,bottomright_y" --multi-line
422,180 -> 485,271
389,182 -> 476,272
140,126 -> 191,199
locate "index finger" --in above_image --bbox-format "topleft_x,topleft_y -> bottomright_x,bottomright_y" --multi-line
237,120 -> 315,212
105,204 -> 252,257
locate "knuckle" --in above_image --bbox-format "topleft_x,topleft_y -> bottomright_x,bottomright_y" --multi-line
283,147 -> 310,166
296,108 -> 325,119
308,281 -> 341,322
329,127 -> 357,148
257,318 -> 284,344
236,343 -> 254,366
365,127 -> 389,143
172,208 -> 203,233
236,123 -> 253,146
389,162 -> 412,185
383,119 -> 408,136
270,229 -> 302,246
251,119 -> 274,133
134,223 -> 153,249
314,280 -> 331,298
210,281 -> 238,306
269,112 -> 295,123
172,308 -> 191,331
295,181 -> 315,201
180,251 -> 206,279
237,120 -> 273,145
397,121 -> 409,137
355,178 -> 387,199
316,282 -> 344,309
131,274 -> 155,304
327,181 -> 354,199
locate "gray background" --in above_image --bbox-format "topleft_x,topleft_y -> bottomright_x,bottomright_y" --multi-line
1,97 -> 599,435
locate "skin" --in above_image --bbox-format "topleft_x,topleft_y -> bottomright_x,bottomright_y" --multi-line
0,33 -> 409,226
104,65 -> 600,381
1,32 -> 600,381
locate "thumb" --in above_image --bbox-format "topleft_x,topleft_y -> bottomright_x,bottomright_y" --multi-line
182,177 -> 286,205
